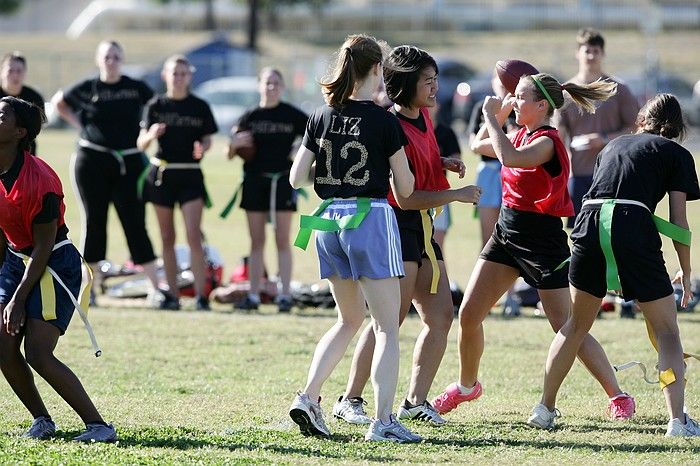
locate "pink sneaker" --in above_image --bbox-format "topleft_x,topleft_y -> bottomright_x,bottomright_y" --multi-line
607,393 -> 636,420
431,381 -> 483,415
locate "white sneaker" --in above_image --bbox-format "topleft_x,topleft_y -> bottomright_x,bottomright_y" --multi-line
365,414 -> 422,443
527,403 -> 560,430
666,415 -> 700,437
332,396 -> 371,425
289,392 -> 331,438
73,423 -> 117,442
397,400 -> 447,426
22,416 -> 56,440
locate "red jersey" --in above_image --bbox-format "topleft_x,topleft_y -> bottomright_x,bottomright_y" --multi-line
501,127 -> 574,217
0,151 -> 66,250
387,108 -> 450,207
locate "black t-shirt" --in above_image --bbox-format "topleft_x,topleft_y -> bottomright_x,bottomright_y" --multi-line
142,94 -> 218,164
586,133 -> 700,211
0,151 -> 69,248
434,122 -> 461,159
236,102 -> 307,174
396,110 -> 427,132
1,85 -> 45,155
0,85 -> 44,111
303,100 -> 406,199
63,76 -> 153,149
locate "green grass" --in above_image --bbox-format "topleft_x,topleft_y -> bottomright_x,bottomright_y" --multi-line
0,129 -> 698,463
0,305 -> 699,463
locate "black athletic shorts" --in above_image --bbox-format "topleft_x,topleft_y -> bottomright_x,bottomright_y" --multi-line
480,207 -> 569,289
569,204 -> 673,302
240,172 -> 297,212
398,224 -> 443,265
143,165 -> 207,208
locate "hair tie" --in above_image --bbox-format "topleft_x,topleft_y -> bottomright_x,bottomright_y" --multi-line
345,47 -> 353,59
560,84 -> 565,91
531,76 -> 557,110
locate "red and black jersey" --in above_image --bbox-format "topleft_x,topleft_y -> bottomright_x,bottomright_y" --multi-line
387,108 -> 450,208
0,151 -> 65,250
303,100 -> 406,199
502,126 -> 574,217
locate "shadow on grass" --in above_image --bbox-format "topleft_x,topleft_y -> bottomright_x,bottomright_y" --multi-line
425,420 -> 700,453
108,427 -> 399,462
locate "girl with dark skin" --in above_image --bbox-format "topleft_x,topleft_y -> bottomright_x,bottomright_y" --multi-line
0,97 -> 115,442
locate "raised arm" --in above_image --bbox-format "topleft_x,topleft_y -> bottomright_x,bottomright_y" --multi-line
482,96 -> 554,168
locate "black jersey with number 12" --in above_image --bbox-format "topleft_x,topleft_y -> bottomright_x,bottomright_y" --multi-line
302,100 -> 407,199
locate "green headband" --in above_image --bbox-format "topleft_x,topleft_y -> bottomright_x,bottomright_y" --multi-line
531,76 -> 557,110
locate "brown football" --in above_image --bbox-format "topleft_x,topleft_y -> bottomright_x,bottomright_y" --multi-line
236,143 -> 256,162
495,59 -> 539,94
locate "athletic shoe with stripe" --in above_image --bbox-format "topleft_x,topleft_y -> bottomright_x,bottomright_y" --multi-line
527,403 -> 560,430
397,400 -> 447,426
607,393 -> 636,420
431,381 -> 483,415
332,396 -> 371,425
289,392 -> 330,438
364,414 -> 422,443
666,415 -> 700,437
22,416 -> 56,440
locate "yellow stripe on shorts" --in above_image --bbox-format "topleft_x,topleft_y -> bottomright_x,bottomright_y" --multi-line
20,256 -> 57,321
420,209 -> 440,294
39,269 -> 57,321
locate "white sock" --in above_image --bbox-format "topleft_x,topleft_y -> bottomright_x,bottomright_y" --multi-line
248,293 -> 261,303
457,382 -> 476,395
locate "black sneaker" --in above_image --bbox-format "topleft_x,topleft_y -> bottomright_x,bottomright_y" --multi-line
234,295 -> 259,310
195,295 -> 210,311
276,295 -> 294,313
159,290 -> 181,310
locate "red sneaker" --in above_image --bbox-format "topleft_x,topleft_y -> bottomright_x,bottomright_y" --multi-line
431,381 -> 483,415
607,393 -> 636,420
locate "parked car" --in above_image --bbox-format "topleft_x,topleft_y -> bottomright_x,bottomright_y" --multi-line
451,71 -> 493,127
434,57 -> 477,126
193,76 -> 259,133
616,71 -> 700,127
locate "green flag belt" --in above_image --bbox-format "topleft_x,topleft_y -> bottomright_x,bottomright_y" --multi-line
294,198 -> 371,250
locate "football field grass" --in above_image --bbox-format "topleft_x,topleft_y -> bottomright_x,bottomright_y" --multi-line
0,129 -> 699,463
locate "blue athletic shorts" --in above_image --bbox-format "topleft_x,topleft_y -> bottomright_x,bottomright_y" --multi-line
316,199 -> 404,280
0,244 -> 82,334
476,160 -> 502,208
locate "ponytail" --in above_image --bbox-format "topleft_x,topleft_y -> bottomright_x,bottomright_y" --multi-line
321,34 -> 385,108
526,73 -> 617,116
635,93 -> 686,141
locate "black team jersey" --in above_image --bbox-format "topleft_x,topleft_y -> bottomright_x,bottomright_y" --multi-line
236,102 -> 307,174
302,100 -> 406,199
142,94 -> 218,164
586,133 -> 700,211
63,76 -> 153,150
